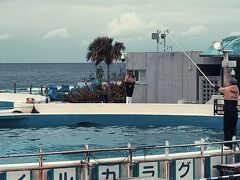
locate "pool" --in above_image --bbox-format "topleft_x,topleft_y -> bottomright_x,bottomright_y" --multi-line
0,125 -> 224,164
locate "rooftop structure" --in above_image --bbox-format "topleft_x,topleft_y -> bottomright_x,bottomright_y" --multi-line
201,35 -> 240,59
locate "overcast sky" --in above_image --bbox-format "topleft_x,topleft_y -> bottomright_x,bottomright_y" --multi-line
0,0 -> 239,63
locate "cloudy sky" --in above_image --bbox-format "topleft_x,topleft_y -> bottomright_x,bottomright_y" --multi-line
0,0 -> 239,63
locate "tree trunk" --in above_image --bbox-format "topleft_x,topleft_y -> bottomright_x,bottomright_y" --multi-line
95,64 -> 98,81
107,64 -> 111,101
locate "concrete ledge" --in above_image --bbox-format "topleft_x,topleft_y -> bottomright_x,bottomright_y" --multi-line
29,103 -> 214,115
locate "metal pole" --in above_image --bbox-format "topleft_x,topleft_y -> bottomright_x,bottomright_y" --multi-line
38,147 -> 43,180
14,83 -> 16,93
40,85 -> 43,95
157,30 -> 160,52
128,143 -> 133,178
200,138 -> 205,179
84,144 -> 89,180
165,141 -> 170,180
223,51 -> 230,87
169,34 -> 213,86
221,143 -> 224,164
45,86 -> 49,103
163,34 -> 166,52
232,136 -> 236,163
30,83 -> 32,94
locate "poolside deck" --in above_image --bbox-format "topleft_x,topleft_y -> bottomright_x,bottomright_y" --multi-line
13,103 -> 213,115
0,93 -> 221,128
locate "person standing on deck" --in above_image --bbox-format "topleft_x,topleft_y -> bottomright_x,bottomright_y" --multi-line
212,77 -> 239,149
125,72 -> 136,104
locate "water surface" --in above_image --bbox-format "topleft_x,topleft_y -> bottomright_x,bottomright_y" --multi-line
0,125 -> 223,164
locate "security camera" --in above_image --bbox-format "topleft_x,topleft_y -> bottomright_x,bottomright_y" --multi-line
121,53 -> 127,62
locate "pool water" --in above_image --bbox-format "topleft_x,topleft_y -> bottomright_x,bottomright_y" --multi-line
0,125 -> 224,164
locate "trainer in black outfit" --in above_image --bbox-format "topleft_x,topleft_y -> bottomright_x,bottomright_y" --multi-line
124,72 -> 135,104
212,77 -> 239,149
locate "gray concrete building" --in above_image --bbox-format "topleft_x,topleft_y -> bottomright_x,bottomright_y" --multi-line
126,51 -> 223,104
125,35 -> 240,104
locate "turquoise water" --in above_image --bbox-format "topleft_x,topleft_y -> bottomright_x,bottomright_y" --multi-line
0,125 -> 223,164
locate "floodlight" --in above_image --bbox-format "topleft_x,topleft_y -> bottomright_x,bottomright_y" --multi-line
212,41 -> 222,50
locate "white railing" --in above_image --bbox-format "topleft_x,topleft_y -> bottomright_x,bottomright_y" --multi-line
0,139 -> 240,179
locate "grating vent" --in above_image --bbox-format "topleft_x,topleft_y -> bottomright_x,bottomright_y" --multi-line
202,80 -> 218,103
199,76 -> 221,104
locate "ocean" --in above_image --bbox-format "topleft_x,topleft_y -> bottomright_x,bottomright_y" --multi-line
0,63 -> 224,164
0,63 -> 126,91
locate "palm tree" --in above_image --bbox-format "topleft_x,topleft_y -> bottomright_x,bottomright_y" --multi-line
86,36 -> 125,101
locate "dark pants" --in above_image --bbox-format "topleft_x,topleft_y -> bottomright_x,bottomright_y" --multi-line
223,100 -> 238,149
126,87 -> 134,97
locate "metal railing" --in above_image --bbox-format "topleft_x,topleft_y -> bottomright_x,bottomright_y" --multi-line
213,98 -> 240,115
0,83 -> 47,95
0,139 -> 240,179
13,83 -> 46,95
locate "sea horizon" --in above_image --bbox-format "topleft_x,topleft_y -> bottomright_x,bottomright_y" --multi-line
0,63 -> 126,91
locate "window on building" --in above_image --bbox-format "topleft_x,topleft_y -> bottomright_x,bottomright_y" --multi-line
131,70 -> 146,83
133,70 -> 139,81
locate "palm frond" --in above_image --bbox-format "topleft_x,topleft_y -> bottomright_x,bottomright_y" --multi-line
86,36 -> 126,100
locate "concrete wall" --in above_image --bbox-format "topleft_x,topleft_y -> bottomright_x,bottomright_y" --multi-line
126,51 -> 221,103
